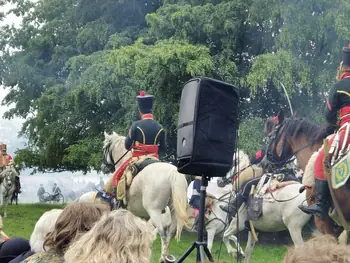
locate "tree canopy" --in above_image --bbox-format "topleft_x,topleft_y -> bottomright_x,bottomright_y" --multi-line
0,0 -> 349,173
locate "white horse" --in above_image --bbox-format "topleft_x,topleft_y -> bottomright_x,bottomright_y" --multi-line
0,165 -> 17,217
187,150 -> 250,253
222,178 -> 312,258
77,131 -> 189,263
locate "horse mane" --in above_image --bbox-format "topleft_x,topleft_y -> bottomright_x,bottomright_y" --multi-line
235,150 -> 250,170
282,118 -> 327,145
103,132 -> 126,150
103,131 -> 130,168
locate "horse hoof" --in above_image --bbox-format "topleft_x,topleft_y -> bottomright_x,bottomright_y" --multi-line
159,255 -> 176,263
165,255 -> 176,263
230,252 -> 245,261
237,253 -> 245,262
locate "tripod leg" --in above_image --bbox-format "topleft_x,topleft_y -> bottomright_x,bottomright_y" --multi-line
177,242 -> 197,263
203,245 -> 214,262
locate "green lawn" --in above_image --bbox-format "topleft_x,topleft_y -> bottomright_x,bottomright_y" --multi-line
2,204 -> 286,262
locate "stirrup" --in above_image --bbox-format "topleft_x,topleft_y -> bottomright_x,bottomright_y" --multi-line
299,205 -> 326,217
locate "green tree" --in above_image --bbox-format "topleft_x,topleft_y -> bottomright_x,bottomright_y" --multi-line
0,0 -> 5,21
1,0 -> 350,173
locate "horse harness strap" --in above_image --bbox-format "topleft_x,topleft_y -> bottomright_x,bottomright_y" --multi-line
267,122 -> 311,168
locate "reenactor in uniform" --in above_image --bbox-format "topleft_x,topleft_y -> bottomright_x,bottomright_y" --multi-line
250,147 -> 265,165
102,91 -> 166,204
52,183 -> 61,196
299,44 -> 350,217
0,144 -> 9,171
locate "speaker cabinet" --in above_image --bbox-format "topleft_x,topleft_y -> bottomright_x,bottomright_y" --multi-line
177,77 -> 240,177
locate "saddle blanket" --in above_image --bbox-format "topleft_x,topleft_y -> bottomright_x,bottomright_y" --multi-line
116,156 -> 159,204
265,180 -> 300,193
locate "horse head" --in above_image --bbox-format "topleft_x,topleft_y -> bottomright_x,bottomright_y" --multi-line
0,166 -> 17,189
101,131 -> 131,174
217,150 -> 250,187
265,109 -> 326,171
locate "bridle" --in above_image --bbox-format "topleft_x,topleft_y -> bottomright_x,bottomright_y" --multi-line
266,120 -> 311,170
102,140 -> 130,172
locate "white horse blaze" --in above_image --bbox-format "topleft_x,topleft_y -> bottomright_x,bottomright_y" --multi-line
77,132 -> 189,263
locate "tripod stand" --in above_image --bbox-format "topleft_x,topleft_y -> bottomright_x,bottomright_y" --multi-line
177,175 -> 214,263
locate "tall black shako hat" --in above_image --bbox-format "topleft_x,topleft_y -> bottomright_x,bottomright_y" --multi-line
343,43 -> 350,67
137,91 -> 154,114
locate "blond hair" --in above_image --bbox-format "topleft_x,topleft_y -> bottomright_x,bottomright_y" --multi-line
64,209 -> 156,263
43,202 -> 109,255
284,235 -> 350,263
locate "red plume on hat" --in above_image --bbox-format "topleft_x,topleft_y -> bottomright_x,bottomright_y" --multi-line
137,91 -> 154,114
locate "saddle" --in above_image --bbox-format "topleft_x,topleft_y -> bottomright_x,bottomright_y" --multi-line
247,174 -> 300,221
95,190 -> 114,210
116,155 -> 160,205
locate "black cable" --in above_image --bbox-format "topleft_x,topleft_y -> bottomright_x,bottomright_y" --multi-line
216,101 -> 241,262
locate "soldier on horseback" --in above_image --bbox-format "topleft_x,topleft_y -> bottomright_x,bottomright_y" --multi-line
219,116 -> 298,218
102,91 -> 166,206
299,45 -> 350,218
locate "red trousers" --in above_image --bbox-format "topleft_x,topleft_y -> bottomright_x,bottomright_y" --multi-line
315,126 -> 350,180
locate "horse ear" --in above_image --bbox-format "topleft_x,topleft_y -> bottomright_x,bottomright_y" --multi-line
277,110 -> 284,124
104,131 -> 109,138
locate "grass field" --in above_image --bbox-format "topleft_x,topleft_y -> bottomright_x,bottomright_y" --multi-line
2,204 -> 287,262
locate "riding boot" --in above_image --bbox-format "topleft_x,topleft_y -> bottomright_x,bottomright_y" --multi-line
219,194 -> 244,218
298,179 -> 331,218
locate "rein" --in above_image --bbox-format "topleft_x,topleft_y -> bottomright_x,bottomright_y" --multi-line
102,140 -> 131,171
266,174 -> 301,203
112,149 -> 131,166
204,192 -> 233,233
266,122 -> 312,169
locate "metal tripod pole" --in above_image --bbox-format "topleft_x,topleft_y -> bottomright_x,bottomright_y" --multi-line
177,175 -> 214,263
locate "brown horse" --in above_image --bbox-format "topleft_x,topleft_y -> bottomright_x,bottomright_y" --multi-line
264,110 -> 347,236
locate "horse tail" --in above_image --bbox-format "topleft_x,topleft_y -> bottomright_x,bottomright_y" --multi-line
169,169 -> 189,241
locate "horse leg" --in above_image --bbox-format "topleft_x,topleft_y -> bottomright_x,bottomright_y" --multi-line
0,192 -> 3,212
286,224 -> 304,247
148,208 -> 171,263
4,197 -> 9,218
163,208 -> 178,262
206,228 -> 216,252
314,216 -> 335,235
223,216 -> 245,258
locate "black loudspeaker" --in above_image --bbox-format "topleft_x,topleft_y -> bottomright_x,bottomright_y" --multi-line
177,77 -> 240,177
